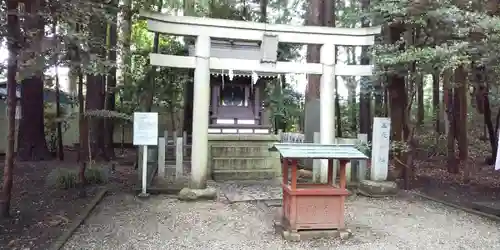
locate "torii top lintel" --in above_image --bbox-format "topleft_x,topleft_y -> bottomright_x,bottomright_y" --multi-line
140,11 -> 381,46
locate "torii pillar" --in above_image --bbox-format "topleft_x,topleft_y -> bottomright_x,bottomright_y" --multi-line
190,35 -> 211,189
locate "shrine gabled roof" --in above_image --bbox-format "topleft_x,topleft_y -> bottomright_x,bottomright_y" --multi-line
188,39 -> 279,78
269,143 -> 369,160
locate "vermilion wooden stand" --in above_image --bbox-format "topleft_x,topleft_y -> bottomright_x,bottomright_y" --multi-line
281,158 -> 350,231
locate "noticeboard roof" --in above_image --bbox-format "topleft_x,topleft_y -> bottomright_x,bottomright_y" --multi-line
269,143 -> 369,160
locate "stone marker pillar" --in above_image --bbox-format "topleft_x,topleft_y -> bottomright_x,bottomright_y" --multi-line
359,117 -> 397,197
370,117 -> 391,181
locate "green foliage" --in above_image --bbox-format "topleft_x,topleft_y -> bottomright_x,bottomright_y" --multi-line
118,19 -> 188,114
355,140 -> 372,157
370,0 -> 500,78
46,166 -> 110,190
265,78 -> 304,132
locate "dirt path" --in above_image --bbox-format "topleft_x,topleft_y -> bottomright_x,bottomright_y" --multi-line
63,191 -> 500,250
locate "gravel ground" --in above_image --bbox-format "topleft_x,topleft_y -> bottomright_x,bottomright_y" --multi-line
62,191 -> 500,250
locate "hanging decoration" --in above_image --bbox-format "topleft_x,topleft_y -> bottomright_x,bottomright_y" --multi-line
251,71 -> 259,93
252,71 -> 258,85
221,69 -> 225,89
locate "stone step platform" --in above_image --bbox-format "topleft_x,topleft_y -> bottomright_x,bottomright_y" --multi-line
212,180 -> 283,203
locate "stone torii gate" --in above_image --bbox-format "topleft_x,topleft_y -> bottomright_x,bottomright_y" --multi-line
141,11 -> 381,189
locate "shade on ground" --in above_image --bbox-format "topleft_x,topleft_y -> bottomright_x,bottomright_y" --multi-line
63,191 -> 500,250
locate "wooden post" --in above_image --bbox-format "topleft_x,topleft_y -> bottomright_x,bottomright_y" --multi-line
158,137 -> 166,179
173,130 -> 178,144
164,130 -> 169,145
176,137 -> 184,180
282,158 -> 288,185
339,160 -> 347,189
313,132 -> 321,182
290,159 -> 297,190
327,159 -> 334,185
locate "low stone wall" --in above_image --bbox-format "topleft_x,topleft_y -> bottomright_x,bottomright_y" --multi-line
208,134 -> 281,181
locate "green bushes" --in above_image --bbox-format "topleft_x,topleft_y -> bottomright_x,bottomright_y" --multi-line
46,166 -> 110,190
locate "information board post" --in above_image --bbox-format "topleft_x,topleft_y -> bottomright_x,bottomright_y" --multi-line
133,112 -> 159,197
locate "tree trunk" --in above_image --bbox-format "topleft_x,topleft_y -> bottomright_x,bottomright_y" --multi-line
121,0 -> 133,87
1,0 -> 20,218
259,0 -> 268,23
416,75 -> 424,125
346,47 -> 357,133
105,0 -> 119,159
17,76 -> 52,161
432,72 -> 441,133
85,74 -> 107,161
182,0 -> 196,135
359,0 -> 371,136
455,66 -> 469,178
444,70 -> 458,173
55,66 -> 64,160
183,80 -> 194,134
78,66 -> 88,185
481,86 -> 496,163
52,16 -> 64,161
348,86 -> 357,132
387,22 -> 408,183
17,0 -> 51,161
305,0 -> 323,101
86,4 -> 108,161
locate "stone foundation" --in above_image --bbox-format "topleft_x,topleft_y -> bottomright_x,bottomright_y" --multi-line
208,134 -> 281,181
273,217 -> 352,241
358,180 -> 398,197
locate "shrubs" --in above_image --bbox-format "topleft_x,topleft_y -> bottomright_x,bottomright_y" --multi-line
47,165 -> 110,190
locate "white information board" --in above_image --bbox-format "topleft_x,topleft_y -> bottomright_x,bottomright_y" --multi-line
370,117 -> 391,181
133,112 -> 158,146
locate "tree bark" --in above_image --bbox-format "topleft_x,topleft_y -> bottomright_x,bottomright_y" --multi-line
387,22 -> 410,184
1,0 -> 20,218
85,3 -> 108,161
359,0 -> 371,136
105,0 -> 119,159
259,0 -> 268,23
432,72 -> 441,133
17,0 -> 52,161
121,0 -> 133,87
85,74 -> 107,160
78,64 -> 88,184
455,66 -> 468,177
416,75 -> 424,125
444,70 -> 458,173
52,15 -> 64,161
182,0 -> 196,135
305,0 -> 323,101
